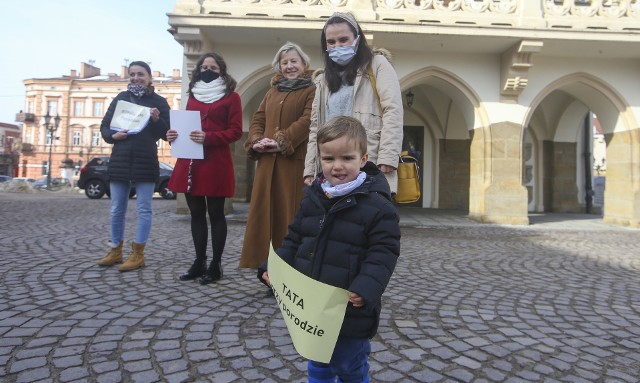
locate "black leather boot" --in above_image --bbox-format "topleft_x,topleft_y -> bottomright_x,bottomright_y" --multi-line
179,257 -> 207,281
199,259 -> 222,285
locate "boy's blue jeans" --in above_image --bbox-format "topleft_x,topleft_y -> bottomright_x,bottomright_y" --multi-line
308,337 -> 371,383
110,181 -> 155,244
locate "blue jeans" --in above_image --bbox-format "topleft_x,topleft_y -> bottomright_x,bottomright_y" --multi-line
110,181 -> 155,244
308,337 -> 371,383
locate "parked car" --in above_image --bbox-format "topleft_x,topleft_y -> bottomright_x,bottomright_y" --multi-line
0,175 -> 12,183
12,177 -> 36,184
77,156 -> 176,200
33,177 -> 72,190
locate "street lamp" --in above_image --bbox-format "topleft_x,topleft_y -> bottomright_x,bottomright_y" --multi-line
43,112 -> 61,189
77,149 -> 84,170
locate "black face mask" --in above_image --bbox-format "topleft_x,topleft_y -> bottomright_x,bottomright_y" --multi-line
200,70 -> 220,83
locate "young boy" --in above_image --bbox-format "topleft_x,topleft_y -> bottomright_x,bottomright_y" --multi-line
260,116 -> 401,383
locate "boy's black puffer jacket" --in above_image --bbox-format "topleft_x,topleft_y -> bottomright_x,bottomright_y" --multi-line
100,90 -> 170,183
277,162 -> 401,339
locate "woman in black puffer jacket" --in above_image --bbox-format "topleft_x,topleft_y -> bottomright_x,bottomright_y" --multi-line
96,61 -> 170,272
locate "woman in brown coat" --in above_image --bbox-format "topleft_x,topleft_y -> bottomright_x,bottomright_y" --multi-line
239,42 -> 315,269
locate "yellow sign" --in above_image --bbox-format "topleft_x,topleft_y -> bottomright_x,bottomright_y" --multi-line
268,246 -> 349,363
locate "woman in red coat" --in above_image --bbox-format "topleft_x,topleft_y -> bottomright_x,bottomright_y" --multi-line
167,52 -> 242,285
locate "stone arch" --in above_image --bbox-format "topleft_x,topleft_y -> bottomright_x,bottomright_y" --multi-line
524,72 -> 640,227
400,66 -> 492,214
401,67 -> 491,131
525,73 -> 635,135
236,65 -> 275,114
234,65 -> 278,202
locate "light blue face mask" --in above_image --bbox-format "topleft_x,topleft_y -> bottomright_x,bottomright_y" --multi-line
327,35 -> 360,66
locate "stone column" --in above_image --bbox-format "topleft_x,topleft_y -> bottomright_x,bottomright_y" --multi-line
548,142 -> 581,212
438,139 -> 470,210
173,26 -> 208,216
603,128 -> 640,227
469,121 -> 528,225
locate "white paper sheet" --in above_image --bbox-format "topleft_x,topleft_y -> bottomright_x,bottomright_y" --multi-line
170,110 -> 204,159
110,100 -> 150,134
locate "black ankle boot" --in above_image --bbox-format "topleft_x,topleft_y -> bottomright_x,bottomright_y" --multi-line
199,260 -> 222,285
179,257 -> 207,281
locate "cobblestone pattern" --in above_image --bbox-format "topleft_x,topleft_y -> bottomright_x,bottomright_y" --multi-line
0,193 -> 639,382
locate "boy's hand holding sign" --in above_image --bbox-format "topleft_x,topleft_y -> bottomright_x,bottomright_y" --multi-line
267,245 -> 349,363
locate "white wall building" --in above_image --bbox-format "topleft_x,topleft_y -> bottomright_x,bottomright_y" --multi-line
167,0 -> 640,227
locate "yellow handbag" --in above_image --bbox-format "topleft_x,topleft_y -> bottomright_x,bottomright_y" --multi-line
395,153 -> 421,203
367,67 -> 421,203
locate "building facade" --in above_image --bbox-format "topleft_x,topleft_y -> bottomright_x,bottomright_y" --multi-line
0,123 -> 21,177
16,62 -> 182,183
167,0 -> 640,227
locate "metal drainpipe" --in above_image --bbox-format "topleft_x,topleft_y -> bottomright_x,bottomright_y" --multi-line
583,113 -> 593,214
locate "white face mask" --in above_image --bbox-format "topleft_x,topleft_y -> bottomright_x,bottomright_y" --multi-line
327,35 -> 360,66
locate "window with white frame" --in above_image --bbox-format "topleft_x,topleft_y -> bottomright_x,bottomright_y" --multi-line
46,131 -> 54,145
74,101 -> 84,116
93,101 -> 103,117
27,100 -> 34,113
72,131 -> 81,146
42,161 -> 48,175
47,101 -> 57,115
25,131 -> 32,144
92,131 -> 101,146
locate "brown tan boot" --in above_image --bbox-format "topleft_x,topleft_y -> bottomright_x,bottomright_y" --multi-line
97,241 -> 123,266
118,242 -> 145,272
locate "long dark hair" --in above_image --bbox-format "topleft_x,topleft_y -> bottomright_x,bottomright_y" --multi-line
188,52 -> 237,97
321,16 -> 373,93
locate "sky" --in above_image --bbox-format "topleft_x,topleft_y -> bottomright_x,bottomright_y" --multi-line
0,0 -> 183,124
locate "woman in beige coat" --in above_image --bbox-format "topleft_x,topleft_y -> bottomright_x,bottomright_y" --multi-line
240,42 -> 315,269
303,11 -> 403,191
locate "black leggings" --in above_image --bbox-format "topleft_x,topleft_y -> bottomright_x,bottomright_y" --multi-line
185,195 -> 227,262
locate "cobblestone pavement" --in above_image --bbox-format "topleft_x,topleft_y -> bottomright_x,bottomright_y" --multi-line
1,191 -> 639,383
